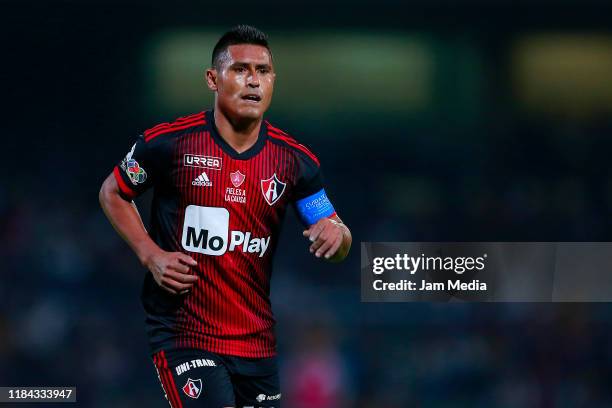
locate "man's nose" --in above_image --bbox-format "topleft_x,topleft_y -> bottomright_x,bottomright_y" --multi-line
247,69 -> 260,87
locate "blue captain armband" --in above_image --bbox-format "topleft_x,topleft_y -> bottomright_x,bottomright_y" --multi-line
296,189 -> 336,226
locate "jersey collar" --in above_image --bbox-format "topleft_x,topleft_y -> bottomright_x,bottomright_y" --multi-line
206,110 -> 268,160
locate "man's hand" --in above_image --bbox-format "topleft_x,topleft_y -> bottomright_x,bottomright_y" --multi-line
99,173 -> 200,295
302,217 -> 351,262
143,250 -> 199,295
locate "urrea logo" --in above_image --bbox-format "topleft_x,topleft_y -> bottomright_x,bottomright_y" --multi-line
181,206 -> 270,257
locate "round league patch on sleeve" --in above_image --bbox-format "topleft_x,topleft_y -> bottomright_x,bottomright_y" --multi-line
295,189 -> 336,225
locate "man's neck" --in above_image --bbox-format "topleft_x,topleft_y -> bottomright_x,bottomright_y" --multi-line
213,109 -> 262,154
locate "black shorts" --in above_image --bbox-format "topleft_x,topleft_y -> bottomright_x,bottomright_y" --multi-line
152,348 -> 281,408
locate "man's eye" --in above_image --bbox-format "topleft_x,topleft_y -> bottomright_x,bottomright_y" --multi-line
234,66 -> 246,73
258,68 -> 270,74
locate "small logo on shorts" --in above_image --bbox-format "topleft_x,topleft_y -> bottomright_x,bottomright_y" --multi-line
182,378 -> 202,399
256,393 -> 281,402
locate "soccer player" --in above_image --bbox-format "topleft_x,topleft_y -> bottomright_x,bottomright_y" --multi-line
99,25 -> 351,408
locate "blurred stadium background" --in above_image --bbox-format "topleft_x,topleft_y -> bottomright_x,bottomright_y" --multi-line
2,1 -> 612,407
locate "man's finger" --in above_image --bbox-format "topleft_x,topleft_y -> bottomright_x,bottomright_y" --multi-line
310,223 -> 334,252
169,261 -> 190,274
315,236 -> 335,258
160,283 -> 178,295
308,221 -> 326,242
310,237 -> 325,253
177,253 -> 198,266
324,234 -> 343,259
165,269 -> 198,284
162,277 -> 193,292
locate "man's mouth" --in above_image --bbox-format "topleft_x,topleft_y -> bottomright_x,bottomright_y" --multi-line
241,94 -> 262,102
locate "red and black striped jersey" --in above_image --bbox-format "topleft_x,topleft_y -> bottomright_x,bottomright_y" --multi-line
113,110 -> 325,358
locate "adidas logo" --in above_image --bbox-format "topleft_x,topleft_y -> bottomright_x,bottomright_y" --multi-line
192,172 -> 212,187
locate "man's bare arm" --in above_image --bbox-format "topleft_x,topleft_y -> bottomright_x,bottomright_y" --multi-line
99,173 -> 198,294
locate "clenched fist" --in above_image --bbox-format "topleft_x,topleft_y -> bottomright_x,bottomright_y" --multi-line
302,217 -> 351,262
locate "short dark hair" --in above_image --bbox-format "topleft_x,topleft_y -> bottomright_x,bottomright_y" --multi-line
211,25 -> 272,70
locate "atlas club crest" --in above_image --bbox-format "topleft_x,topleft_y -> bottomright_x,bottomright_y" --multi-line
260,173 -> 286,206
182,378 -> 202,399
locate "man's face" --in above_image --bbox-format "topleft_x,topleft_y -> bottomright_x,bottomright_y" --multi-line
207,44 -> 275,121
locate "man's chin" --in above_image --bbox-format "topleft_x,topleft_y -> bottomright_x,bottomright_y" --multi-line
235,106 -> 265,120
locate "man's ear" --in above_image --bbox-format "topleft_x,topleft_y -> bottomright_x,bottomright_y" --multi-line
206,68 -> 217,91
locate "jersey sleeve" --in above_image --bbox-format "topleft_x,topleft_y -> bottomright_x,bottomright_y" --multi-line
112,135 -> 156,200
292,153 -> 337,226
